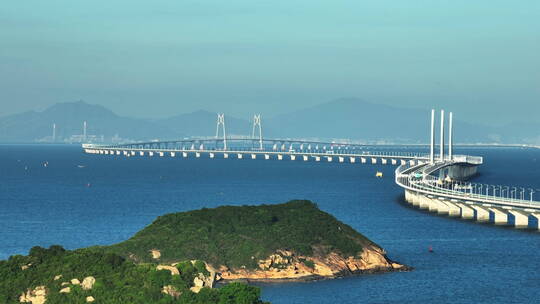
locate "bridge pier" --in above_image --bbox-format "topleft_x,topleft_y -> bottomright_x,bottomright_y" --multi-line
488,207 -> 508,225
349,157 -> 356,163
303,155 -> 309,161
361,157 -> 366,164
381,158 -> 387,165
314,156 -> 321,162
391,159 -> 397,165
278,154 -> 283,160
471,205 -> 490,222
265,154 -> 270,160
371,158 -> 377,164
149,151 -> 154,157
139,151 -> 144,156
456,202 -> 475,219
326,156 -> 333,162
223,153 -> 229,159
418,194 -> 431,210
182,152 -> 188,158
237,153 -> 243,159
210,152 -> 215,158
170,152 -> 175,157
443,199 -> 461,217
251,154 -> 256,159
290,155 -> 296,161
507,210 -> 529,228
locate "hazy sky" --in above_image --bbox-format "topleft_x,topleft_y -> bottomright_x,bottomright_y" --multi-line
1,0 -> 539,125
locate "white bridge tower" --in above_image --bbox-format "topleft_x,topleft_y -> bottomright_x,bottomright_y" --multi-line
252,114 -> 263,150
216,114 -> 227,150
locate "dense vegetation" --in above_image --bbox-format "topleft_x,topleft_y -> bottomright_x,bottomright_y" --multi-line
109,200 -> 375,268
0,246 -> 267,304
1,200 -> 377,303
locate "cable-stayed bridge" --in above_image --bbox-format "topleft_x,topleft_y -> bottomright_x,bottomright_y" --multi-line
83,110 -> 540,229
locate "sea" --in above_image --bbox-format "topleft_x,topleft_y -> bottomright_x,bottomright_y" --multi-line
1,144 -> 539,304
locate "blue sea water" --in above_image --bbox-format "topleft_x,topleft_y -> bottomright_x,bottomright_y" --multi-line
1,144 -> 539,304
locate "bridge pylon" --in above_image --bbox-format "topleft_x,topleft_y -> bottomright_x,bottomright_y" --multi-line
216,113 -> 227,150
252,114 -> 263,150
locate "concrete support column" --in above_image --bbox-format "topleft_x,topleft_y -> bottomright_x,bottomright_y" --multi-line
418,194 -> 430,210
432,198 -> 448,214
456,202 -> 475,219
508,210 -> 529,228
427,196 -> 440,212
471,205 -> 490,222
488,207 -> 508,225
303,155 -> 309,161
443,199 -> 461,217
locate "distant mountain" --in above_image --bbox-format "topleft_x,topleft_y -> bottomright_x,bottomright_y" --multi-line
1,99 -> 538,144
0,101 -> 177,143
266,98 -> 538,144
0,102 -> 253,143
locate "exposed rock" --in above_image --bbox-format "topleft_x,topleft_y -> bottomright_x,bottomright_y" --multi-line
19,286 -> 46,304
71,278 -> 81,285
59,287 -> 71,294
156,265 -> 180,275
86,296 -> 95,302
218,246 -> 408,281
193,276 -> 204,287
190,286 -> 203,293
54,275 -> 62,281
150,249 -> 161,259
81,276 -> 96,290
60,282 -> 69,286
162,285 -> 181,298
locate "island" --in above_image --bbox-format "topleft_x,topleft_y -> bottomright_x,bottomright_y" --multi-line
0,200 -> 409,303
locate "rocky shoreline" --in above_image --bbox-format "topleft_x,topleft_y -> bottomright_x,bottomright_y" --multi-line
187,244 -> 410,283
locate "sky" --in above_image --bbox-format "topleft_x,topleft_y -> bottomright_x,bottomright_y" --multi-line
1,0 -> 539,125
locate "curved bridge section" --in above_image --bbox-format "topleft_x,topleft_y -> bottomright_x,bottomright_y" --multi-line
396,161 -> 540,229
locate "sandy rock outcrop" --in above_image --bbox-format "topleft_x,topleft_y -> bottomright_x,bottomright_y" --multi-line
156,265 -> 180,275
86,296 -> 95,302
150,249 -> 161,259
218,246 -> 407,281
70,278 -> 81,285
162,285 -> 181,298
82,276 -> 96,290
59,287 -> 71,293
54,275 -> 62,281
19,286 -> 47,304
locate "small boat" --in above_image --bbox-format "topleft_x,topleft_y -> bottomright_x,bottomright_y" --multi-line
375,171 -> 383,178
77,165 -> 86,168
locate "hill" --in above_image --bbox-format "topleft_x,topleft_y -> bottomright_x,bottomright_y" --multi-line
108,200 -> 407,280
0,101 -> 179,143
0,200 -> 407,303
0,246 -> 265,304
266,98 -> 497,142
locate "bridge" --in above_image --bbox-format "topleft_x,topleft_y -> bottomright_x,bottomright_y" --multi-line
82,110 -> 540,230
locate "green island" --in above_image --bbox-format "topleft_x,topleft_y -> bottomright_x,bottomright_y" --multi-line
0,200 -> 408,303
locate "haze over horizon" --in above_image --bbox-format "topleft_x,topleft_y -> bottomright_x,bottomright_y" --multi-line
1,1 -> 539,126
